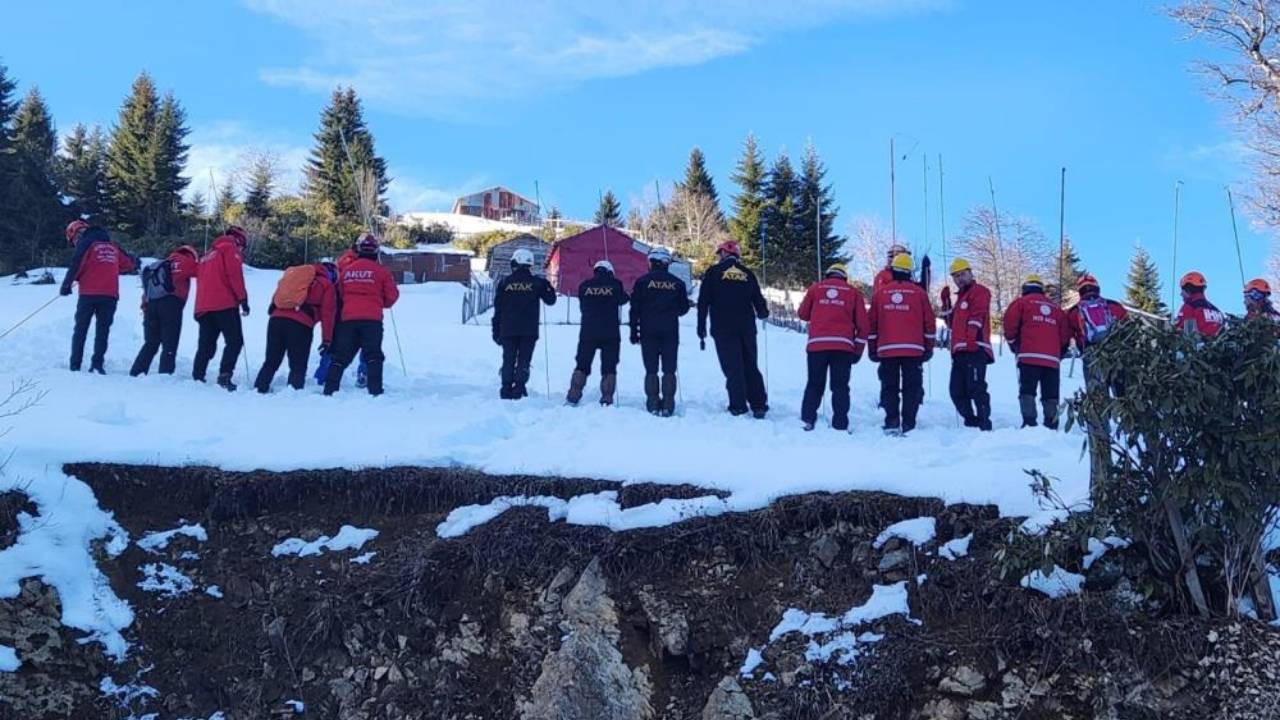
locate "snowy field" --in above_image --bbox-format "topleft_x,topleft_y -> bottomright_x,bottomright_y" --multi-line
0,265 -> 1091,661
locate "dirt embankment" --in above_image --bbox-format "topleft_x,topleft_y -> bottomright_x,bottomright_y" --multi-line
1,464 -> 1278,720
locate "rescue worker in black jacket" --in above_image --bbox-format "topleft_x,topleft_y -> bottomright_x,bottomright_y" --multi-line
567,260 -> 629,406
697,240 -> 770,417
629,248 -> 690,416
492,249 -> 557,399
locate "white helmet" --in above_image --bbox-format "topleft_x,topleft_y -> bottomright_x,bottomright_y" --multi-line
647,247 -> 672,264
511,248 -> 535,267
593,259 -> 615,274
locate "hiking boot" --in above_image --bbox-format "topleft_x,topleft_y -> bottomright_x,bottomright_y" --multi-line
216,373 -> 237,392
802,421 -> 816,432
566,370 -> 587,405
752,409 -> 768,419
599,374 -> 616,406
89,365 -> 106,375
660,374 -> 677,416
644,374 -> 660,414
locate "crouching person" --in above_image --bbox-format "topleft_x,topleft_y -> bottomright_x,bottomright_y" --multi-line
255,263 -> 337,393
324,234 -> 399,396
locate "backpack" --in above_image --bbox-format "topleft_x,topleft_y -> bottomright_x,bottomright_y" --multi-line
272,265 -> 317,312
1079,298 -> 1114,344
142,259 -> 175,301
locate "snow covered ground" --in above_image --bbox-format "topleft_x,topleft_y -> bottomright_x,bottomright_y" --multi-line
0,265 -> 1094,662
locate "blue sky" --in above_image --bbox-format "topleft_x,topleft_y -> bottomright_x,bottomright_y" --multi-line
3,0 -> 1270,309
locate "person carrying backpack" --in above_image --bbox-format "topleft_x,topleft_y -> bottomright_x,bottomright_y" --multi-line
59,220 -> 139,373
193,226 -> 251,390
129,245 -> 199,376
566,260 -> 629,406
255,263 -> 337,393
797,263 -> 869,432
629,247 -> 690,416
1002,274 -> 1071,429
324,234 -> 399,396
1173,271 -> 1224,338
314,246 -> 369,388
492,248 -> 557,399
1067,274 -> 1128,355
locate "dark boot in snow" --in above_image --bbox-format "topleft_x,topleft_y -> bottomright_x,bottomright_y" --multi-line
1019,395 -> 1038,428
976,398 -> 993,431
660,373 -> 677,417
365,361 -> 384,396
216,373 -> 237,392
599,374 -> 616,406
752,408 -> 768,419
803,421 -> 816,432
644,374 -> 660,414
323,363 -> 344,396
1042,399 -> 1059,430
89,365 -> 106,375
566,370 -> 588,406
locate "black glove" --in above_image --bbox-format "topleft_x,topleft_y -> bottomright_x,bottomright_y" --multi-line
697,326 -> 707,341
851,351 -> 863,365
1008,340 -> 1019,355
1060,345 -> 1070,359
240,301 -> 251,317
492,330 -> 501,346
59,286 -> 72,297
318,343 -> 329,355
924,347 -> 934,363
699,338 -> 706,351
757,307 -> 770,320
630,327 -> 640,345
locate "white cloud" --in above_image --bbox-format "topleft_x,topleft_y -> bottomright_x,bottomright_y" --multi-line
183,120 -> 311,199
244,0 -> 946,116
385,169 -> 490,213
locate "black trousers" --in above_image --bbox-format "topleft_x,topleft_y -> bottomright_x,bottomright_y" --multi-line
70,295 -> 118,370
325,320 -> 385,395
192,308 -> 244,381
255,317 -> 315,393
574,336 -> 620,375
878,357 -> 923,430
131,296 -> 184,376
713,333 -> 768,414
500,336 -> 538,399
640,333 -> 679,374
949,351 -> 991,424
801,351 -> 854,429
1017,363 -> 1061,419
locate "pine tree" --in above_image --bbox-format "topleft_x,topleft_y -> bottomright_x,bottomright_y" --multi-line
149,92 -> 190,232
60,124 -> 109,224
105,73 -> 160,236
594,190 -> 622,226
1048,236 -> 1085,304
761,151 -> 800,288
728,133 -> 766,271
682,147 -> 723,221
6,87 -> 66,268
1125,243 -> 1167,315
793,142 -> 844,284
214,178 -> 237,224
304,87 -> 388,223
243,153 -> 278,219
0,64 -> 20,272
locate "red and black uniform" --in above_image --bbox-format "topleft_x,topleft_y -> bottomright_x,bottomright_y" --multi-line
697,256 -> 770,416
948,282 -> 993,430
1003,289 -> 1072,428
324,254 -> 400,396
629,266 -> 690,414
797,277 -> 869,431
60,226 -> 138,372
1174,292 -> 1224,338
255,265 -> 338,393
130,246 -> 198,376
192,234 -> 250,385
868,280 -> 936,432
873,267 -> 895,294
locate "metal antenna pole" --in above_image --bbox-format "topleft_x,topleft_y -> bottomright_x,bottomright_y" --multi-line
889,138 -> 897,244
1058,167 -> 1067,304
1172,181 -> 1182,313
1227,186 -> 1247,287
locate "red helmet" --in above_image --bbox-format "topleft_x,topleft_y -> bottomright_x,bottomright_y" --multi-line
356,233 -> 381,254
1245,278 -> 1271,296
1076,273 -> 1099,291
1180,271 -> 1207,289
224,226 -> 249,249
174,245 -> 199,260
65,219 -> 90,246
716,240 -> 741,257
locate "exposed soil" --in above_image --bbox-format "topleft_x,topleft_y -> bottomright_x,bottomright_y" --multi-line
0,464 -> 1277,720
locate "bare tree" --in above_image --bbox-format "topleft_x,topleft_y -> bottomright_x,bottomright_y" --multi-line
1173,1 -> 1280,224
666,187 -> 729,274
955,206 -> 1055,320
845,215 -> 898,288
1268,241 -> 1280,285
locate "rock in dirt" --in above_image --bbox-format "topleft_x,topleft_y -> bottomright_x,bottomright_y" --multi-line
521,558 -> 654,720
637,587 -> 690,658
878,547 -> 912,573
810,532 -> 842,569
701,676 -> 755,719
939,665 -> 987,697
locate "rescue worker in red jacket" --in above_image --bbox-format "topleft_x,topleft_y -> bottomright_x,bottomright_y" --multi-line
59,220 -> 138,373
946,258 -> 993,431
324,233 -> 400,396
868,253 -> 936,435
1173,271 -> 1224,338
797,263 -> 869,432
193,226 -> 251,390
1067,274 -> 1128,355
129,244 -> 199,376
1244,278 -> 1280,329
1002,274 -> 1072,429
872,245 -> 911,293
255,263 -> 338,393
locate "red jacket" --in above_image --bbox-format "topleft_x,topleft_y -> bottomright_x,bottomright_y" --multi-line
271,265 -> 338,344
1067,297 -> 1127,350
1174,293 -> 1224,338
868,280 -> 936,359
337,256 -> 400,322
68,236 -> 137,298
195,236 -> 248,317
950,282 -> 993,360
168,247 -> 200,302
798,278 -> 869,354
337,249 -> 358,272
873,268 -> 894,294
1003,291 -> 1071,369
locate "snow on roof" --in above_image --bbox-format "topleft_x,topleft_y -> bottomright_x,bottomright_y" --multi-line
397,211 -> 536,237
380,244 -> 473,256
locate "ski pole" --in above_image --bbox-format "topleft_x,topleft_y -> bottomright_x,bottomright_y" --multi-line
0,295 -> 61,342
389,307 -> 408,376
542,302 -> 551,398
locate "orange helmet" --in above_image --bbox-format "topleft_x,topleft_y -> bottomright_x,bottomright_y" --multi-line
1180,271 -> 1207,289
65,219 -> 90,246
1245,278 -> 1272,296
1076,273 -> 1099,291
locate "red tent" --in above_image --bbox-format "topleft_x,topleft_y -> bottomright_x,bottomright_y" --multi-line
545,225 -> 650,294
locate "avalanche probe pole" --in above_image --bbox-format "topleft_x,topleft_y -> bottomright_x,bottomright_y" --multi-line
0,295 -> 61,342
1227,186 -> 1247,288
1171,181 -> 1182,314
760,220 -> 771,393
938,155 -> 959,427
536,181 -> 553,399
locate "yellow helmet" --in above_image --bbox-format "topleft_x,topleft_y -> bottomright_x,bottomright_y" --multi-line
1024,274 -> 1044,287
891,253 -> 915,273
825,263 -> 848,280
949,258 -> 971,275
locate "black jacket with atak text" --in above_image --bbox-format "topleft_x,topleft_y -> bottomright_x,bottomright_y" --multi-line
629,269 -> 690,337
577,270 -> 629,340
493,266 -> 557,339
697,258 -> 768,337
